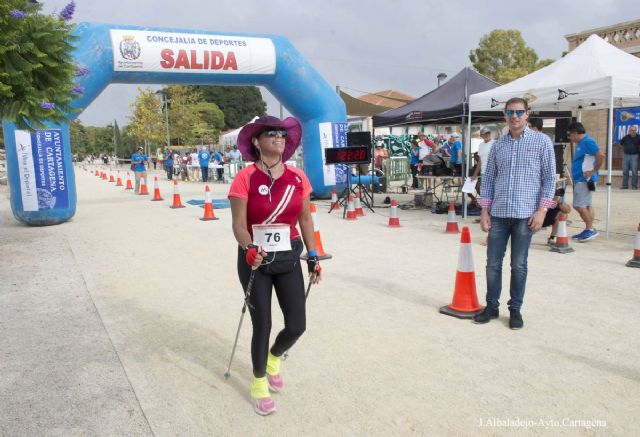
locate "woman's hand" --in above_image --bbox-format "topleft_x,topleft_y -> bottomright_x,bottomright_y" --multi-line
245,244 -> 265,269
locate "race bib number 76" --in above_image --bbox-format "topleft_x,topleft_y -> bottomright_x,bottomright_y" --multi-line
252,224 -> 291,252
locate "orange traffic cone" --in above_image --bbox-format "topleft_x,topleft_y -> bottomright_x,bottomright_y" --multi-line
94,169 -> 99,177
109,173 -> 115,183
626,223 -> 640,268
329,189 -> 339,212
550,213 -> 574,254
445,202 -> 460,233
388,199 -> 401,227
101,170 -> 107,180
139,176 -> 149,195
150,177 -> 164,201
354,193 -> 365,216
308,203 -> 332,260
125,172 -> 133,190
345,195 -> 357,220
169,180 -> 186,208
200,184 -> 218,221
439,226 -> 483,319
116,172 -> 123,187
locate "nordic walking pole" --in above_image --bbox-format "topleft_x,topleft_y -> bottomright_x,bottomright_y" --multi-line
283,272 -> 317,360
224,268 -> 257,380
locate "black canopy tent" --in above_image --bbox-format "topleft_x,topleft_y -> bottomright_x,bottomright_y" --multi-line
372,67 -> 502,127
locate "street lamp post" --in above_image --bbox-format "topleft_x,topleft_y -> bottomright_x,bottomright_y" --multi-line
437,73 -> 447,88
156,90 -> 171,149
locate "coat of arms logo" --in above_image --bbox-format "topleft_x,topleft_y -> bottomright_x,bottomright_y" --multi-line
119,35 -> 141,60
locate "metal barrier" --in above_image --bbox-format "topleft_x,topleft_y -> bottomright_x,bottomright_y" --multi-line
383,156 -> 410,185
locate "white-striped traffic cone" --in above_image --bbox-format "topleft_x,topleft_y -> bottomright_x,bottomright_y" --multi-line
304,203 -> 332,260
626,223 -> 640,268
170,180 -> 186,208
151,177 -> 164,201
439,226 -> 483,319
329,189 -> 339,212
138,176 -> 149,195
445,202 -> 459,233
345,195 -> 357,220
354,193 -> 364,216
200,184 -> 218,221
550,213 -> 574,254
388,199 -> 401,227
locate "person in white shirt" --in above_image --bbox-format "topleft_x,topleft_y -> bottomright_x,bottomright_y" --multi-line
470,127 -> 494,204
229,145 -> 242,162
189,149 -> 201,181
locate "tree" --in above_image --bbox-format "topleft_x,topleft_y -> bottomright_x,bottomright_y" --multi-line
192,101 -> 225,144
165,85 -> 205,146
0,0 -> 80,129
469,29 -> 554,84
128,88 -> 165,155
190,85 -> 266,129
69,119 -> 89,155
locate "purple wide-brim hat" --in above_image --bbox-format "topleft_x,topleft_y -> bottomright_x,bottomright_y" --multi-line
237,116 -> 302,162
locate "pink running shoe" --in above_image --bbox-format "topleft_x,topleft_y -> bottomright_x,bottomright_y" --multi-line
267,373 -> 284,392
253,397 -> 276,416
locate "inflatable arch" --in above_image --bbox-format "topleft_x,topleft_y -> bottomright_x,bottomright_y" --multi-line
2,22 -> 347,225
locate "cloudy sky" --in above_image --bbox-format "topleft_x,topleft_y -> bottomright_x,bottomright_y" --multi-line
41,0 -> 639,127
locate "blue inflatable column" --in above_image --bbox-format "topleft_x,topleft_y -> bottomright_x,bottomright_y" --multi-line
2,121 -> 76,226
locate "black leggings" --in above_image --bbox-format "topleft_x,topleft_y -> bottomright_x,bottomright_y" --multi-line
236,247 -> 306,378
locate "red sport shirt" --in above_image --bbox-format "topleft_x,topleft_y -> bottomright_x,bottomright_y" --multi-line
228,164 -> 313,240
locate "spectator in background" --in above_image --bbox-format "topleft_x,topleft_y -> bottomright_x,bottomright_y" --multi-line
189,148 -> 200,182
213,149 -> 225,181
229,145 -> 242,162
410,140 -> 420,189
164,149 -> 174,180
544,188 -> 572,246
449,132 -> 463,177
130,146 -> 148,193
199,147 -> 211,183
470,127 -> 494,199
568,122 -> 605,242
617,125 -> 640,190
374,144 -> 388,170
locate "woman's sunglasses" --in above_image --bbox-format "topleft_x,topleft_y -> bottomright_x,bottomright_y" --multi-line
261,129 -> 288,138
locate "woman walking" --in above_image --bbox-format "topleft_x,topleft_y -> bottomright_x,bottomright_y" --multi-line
228,115 -> 322,415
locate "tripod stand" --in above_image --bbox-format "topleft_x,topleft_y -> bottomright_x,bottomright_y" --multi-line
331,165 -> 375,218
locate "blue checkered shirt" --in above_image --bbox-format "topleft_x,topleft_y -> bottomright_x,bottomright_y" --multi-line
479,127 -> 556,218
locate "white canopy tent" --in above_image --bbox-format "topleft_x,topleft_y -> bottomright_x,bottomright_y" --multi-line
220,116 -> 259,147
468,34 -> 640,237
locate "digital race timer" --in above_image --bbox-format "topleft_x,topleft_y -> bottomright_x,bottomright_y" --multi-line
324,146 -> 371,165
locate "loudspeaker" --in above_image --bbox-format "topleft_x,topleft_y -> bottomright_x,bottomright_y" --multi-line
346,131 -> 372,148
554,117 -> 576,143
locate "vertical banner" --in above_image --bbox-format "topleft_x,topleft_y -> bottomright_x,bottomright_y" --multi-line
13,129 -> 69,212
614,107 -> 640,142
319,122 -> 348,186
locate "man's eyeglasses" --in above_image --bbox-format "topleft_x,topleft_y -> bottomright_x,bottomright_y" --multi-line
505,109 -> 526,118
262,129 -> 288,138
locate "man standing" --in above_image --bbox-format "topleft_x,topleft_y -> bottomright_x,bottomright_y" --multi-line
470,127 -> 494,183
568,122 -> 605,242
474,97 -> 556,330
449,132 -> 463,176
229,145 -> 242,162
618,125 -> 640,190
199,147 -> 211,183
130,146 -> 148,194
